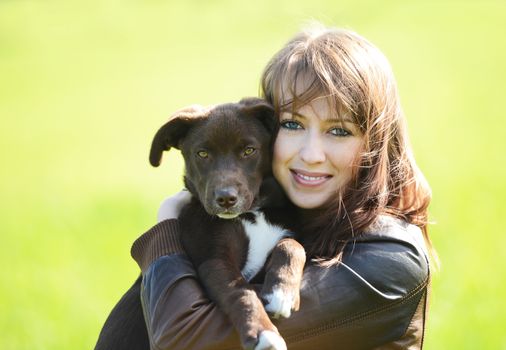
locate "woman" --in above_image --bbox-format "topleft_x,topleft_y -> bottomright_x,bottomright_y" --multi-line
131,24 -> 435,349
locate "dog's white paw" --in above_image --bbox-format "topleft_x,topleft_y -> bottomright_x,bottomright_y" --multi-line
255,330 -> 287,350
263,287 -> 295,319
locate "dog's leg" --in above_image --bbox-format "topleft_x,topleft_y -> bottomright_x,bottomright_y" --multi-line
261,238 -> 306,319
198,259 -> 286,350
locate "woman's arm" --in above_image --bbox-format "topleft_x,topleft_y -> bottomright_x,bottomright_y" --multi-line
132,215 -> 430,350
132,219 -> 241,350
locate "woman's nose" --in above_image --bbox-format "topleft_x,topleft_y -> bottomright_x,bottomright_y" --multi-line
299,132 -> 326,164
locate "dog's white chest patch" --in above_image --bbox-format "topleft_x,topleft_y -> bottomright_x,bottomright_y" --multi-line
240,212 -> 289,282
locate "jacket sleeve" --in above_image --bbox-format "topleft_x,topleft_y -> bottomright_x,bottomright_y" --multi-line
131,219 -> 241,350
131,217 -> 430,350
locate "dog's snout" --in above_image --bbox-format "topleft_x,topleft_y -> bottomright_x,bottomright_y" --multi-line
215,188 -> 238,209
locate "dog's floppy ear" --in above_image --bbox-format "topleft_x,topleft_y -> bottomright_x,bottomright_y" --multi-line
149,105 -> 212,167
238,97 -> 276,133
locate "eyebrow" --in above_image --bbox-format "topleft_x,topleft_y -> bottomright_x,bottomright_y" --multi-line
287,111 -> 355,124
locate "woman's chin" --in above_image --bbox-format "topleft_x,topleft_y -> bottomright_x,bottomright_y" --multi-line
288,193 -> 329,209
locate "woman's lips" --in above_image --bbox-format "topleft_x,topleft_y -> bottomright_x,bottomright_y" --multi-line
290,169 -> 332,187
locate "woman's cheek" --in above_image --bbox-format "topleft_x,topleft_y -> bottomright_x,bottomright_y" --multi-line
272,133 -> 292,182
272,133 -> 289,164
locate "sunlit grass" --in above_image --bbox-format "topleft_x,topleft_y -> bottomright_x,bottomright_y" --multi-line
1,1 -> 505,349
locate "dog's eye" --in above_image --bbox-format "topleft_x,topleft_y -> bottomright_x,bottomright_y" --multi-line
243,147 -> 256,157
197,150 -> 209,158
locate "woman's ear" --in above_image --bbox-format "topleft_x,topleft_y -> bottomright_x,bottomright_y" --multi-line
239,97 -> 276,133
149,105 -> 212,167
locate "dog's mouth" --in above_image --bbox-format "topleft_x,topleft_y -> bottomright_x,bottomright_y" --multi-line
212,204 -> 250,220
216,212 -> 241,219
205,198 -> 253,220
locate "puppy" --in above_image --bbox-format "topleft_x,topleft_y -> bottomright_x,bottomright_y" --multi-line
150,98 -> 305,350
94,98 -> 305,350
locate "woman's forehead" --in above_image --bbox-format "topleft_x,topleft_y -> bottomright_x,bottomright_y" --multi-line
278,69 -> 316,98
279,89 -> 349,121
276,68 -> 355,122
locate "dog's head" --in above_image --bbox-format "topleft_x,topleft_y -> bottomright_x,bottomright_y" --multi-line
150,97 -> 276,219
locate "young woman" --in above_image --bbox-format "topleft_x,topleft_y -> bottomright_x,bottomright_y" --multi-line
131,24 -> 435,349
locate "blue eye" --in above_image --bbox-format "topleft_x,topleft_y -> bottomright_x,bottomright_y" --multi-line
280,120 -> 302,130
329,127 -> 351,137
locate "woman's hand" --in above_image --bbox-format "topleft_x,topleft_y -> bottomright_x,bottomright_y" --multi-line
157,190 -> 193,222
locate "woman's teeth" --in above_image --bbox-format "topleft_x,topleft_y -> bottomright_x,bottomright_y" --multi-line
297,173 -> 326,181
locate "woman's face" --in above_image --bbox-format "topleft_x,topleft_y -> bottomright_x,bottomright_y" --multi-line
272,97 -> 364,209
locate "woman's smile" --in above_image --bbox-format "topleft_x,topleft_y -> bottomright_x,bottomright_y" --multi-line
290,169 -> 333,187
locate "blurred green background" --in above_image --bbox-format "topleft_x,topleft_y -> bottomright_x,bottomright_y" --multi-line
1,0 -> 505,349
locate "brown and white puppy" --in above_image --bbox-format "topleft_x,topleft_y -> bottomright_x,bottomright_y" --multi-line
150,98 -> 306,350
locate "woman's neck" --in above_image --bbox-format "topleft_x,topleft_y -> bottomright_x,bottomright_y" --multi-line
296,207 -> 327,224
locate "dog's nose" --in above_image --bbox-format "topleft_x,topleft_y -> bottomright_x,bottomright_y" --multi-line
215,188 -> 238,208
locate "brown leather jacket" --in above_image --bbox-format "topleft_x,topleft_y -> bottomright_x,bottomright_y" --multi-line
131,216 -> 430,350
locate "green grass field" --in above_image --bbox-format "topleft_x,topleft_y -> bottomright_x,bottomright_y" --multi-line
1,1 -> 505,349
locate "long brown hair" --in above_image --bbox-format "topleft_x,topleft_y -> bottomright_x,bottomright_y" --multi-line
261,24 -> 435,264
